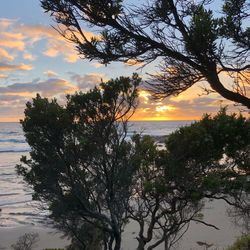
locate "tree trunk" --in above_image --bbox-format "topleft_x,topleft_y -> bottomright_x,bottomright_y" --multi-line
164,238 -> 169,250
113,233 -> 121,250
136,238 -> 146,250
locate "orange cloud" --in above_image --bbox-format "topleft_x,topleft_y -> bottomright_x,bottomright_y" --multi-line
0,18 -> 16,29
0,20 -> 96,63
23,52 -> 35,61
0,48 -> 14,61
0,39 -> 25,51
18,23 -> 95,63
125,59 -> 144,66
0,74 -> 8,79
0,63 -> 32,71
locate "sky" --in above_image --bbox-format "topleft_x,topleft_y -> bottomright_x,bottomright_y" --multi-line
0,0 -> 238,122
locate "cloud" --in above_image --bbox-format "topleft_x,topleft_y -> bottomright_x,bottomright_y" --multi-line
23,52 -> 35,61
0,32 -> 25,51
17,23 -> 95,63
0,74 -> 8,79
69,73 -> 105,90
43,38 -> 79,63
125,59 -> 144,67
0,48 -> 14,62
44,70 -> 58,77
0,77 -> 78,122
0,18 -> 16,29
132,88 -> 235,120
91,62 -> 103,68
0,63 -> 32,72
0,19 -> 83,62
0,93 -> 28,121
155,105 -> 176,113
0,78 -> 77,97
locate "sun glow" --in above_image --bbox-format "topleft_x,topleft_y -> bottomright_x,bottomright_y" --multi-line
155,105 -> 176,112
139,90 -> 150,104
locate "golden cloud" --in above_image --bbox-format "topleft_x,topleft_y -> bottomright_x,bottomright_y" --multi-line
0,18 -> 16,29
155,105 -> 176,113
0,74 -> 8,79
23,52 -> 35,61
0,39 -> 25,51
0,48 -> 14,61
125,59 -> 144,66
139,90 -> 150,104
0,63 -> 32,71
0,20 -> 97,63
19,23 -> 96,63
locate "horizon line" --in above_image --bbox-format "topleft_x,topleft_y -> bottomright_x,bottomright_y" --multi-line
0,119 -> 196,123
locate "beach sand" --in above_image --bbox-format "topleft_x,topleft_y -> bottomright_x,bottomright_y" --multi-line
0,199 -> 243,250
0,226 -> 69,250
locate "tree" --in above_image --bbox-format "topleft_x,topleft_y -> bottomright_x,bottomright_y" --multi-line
17,74 -> 140,250
40,0 -> 250,108
131,108 -> 250,250
127,134 -> 205,250
16,73 -> 210,250
11,233 -> 39,250
17,77 -> 250,250
226,234 -> 250,250
17,85 -> 250,250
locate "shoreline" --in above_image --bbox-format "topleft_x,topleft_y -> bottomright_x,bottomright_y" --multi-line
0,199 -> 242,250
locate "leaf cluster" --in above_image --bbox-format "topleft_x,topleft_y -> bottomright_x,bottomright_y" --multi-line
40,0 -> 250,108
17,81 -> 250,250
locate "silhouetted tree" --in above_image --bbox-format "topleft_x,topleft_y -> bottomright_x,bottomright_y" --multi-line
17,74 -> 140,250
11,233 -> 39,250
17,86 -> 250,250
15,73 -> 208,250
163,108 -> 250,233
40,0 -> 250,108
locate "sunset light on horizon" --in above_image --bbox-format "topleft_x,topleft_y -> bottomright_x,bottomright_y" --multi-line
0,0 -> 241,122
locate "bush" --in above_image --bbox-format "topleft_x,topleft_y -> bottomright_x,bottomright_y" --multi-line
227,235 -> 250,250
11,233 -> 39,250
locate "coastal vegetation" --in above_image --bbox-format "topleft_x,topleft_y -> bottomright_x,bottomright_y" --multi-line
13,0 -> 250,249
226,234 -> 250,250
17,74 -> 250,249
11,233 -> 39,250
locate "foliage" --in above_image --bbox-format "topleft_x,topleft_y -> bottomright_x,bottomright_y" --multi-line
17,76 -> 250,250
17,74 -> 140,250
164,108 -> 250,208
227,234 -> 250,250
40,0 -> 250,108
11,233 -> 39,250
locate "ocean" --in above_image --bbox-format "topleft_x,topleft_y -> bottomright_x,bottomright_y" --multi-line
0,121 -> 242,250
0,121 -> 192,228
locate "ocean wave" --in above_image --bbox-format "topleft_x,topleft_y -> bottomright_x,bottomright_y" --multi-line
0,192 -> 20,197
0,131 -> 19,135
0,149 -> 30,153
0,139 -> 26,143
0,199 -> 32,207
